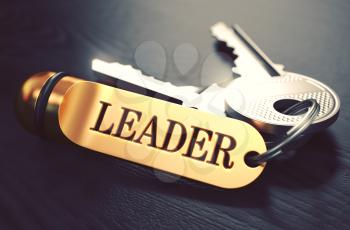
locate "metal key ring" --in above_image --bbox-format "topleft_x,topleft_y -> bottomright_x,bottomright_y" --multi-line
247,99 -> 320,166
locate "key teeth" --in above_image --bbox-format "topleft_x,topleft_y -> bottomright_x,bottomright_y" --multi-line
118,63 -> 159,82
231,67 -> 241,76
211,22 -> 243,75
212,22 -> 286,77
124,64 -> 143,76
211,22 -> 232,43
211,22 -> 247,75
274,64 -> 285,72
93,59 -> 203,100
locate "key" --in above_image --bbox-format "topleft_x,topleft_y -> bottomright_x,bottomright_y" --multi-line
211,23 -> 285,79
92,21 -> 340,136
92,59 -> 202,107
210,22 -> 340,134
92,59 -> 230,116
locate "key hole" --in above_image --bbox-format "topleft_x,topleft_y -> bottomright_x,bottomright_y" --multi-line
273,99 -> 307,116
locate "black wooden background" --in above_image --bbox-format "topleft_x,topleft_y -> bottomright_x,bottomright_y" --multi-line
1,0 -> 349,229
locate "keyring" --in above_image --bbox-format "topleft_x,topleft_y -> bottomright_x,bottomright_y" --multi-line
247,99 -> 320,166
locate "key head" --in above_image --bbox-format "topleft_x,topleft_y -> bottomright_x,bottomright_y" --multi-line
225,72 -> 340,135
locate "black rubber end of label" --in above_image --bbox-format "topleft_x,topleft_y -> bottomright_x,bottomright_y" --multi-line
34,72 -> 67,137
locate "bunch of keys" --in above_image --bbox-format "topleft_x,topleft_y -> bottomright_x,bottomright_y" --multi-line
16,22 -> 339,189
92,22 -> 339,163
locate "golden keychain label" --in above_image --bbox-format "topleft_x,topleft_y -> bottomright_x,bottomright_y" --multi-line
58,81 -> 266,188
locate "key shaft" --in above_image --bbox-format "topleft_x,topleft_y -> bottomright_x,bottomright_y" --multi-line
92,59 -> 201,107
232,24 -> 282,76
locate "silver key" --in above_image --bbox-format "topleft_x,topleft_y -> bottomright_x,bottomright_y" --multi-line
92,59 -> 228,116
210,22 -> 340,134
92,59 -> 201,107
92,21 -> 340,136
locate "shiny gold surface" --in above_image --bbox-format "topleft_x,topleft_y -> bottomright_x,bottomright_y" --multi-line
16,72 -> 82,138
17,72 -> 54,133
59,82 -> 266,188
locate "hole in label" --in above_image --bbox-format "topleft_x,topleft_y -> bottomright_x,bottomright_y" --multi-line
273,99 -> 307,116
244,151 -> 260,168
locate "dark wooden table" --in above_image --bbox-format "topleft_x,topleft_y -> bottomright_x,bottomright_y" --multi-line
1,0 -> 349,229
